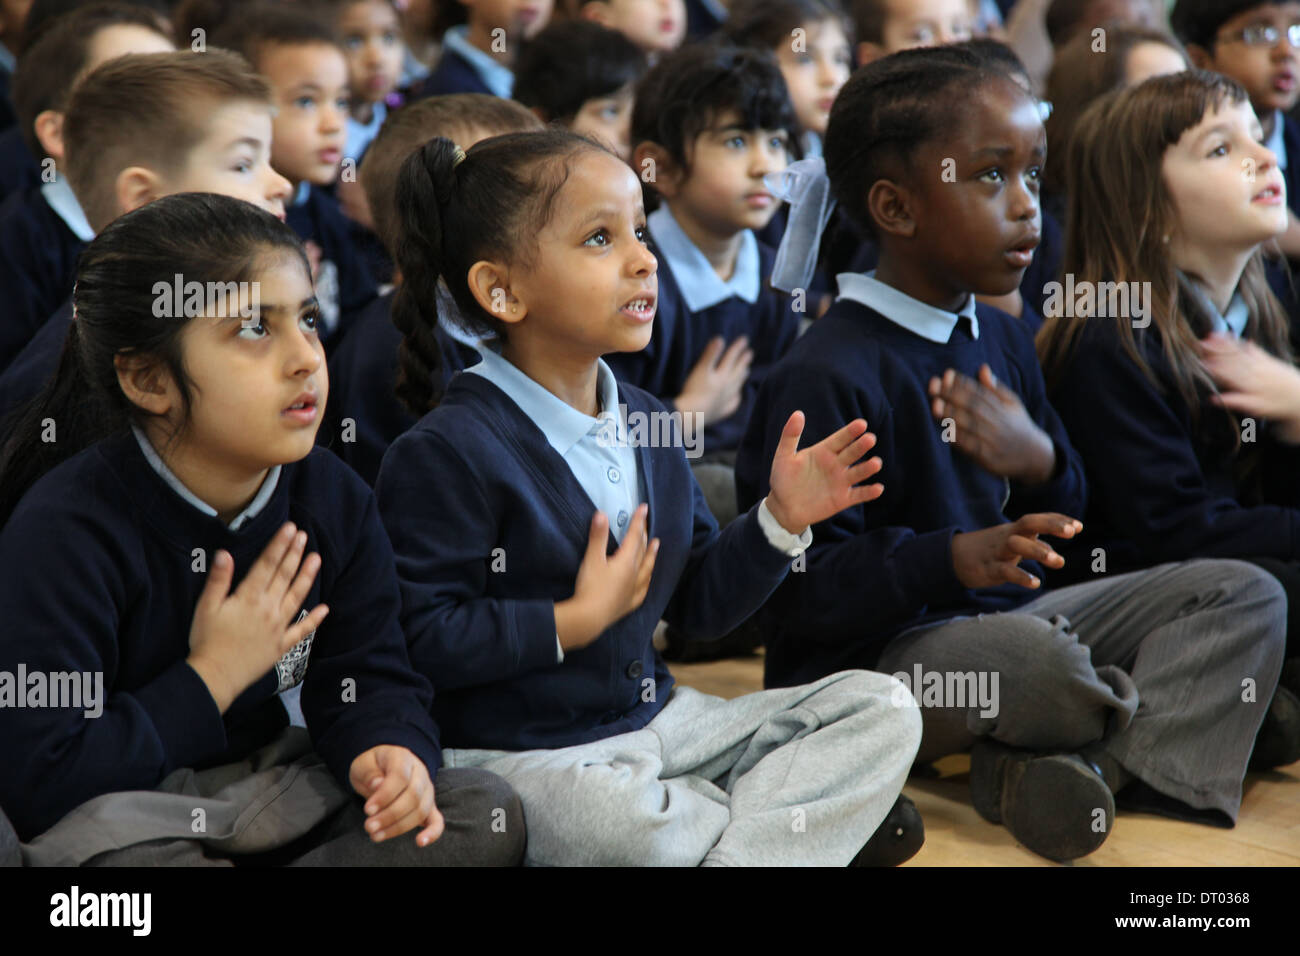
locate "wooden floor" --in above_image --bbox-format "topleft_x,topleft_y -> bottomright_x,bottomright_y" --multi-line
669,651 -> 1300,866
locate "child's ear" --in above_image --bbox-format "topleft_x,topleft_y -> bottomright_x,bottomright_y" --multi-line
634,142 -> 681,198
113,353 -> 176,417
115,166 -> 166,218
1184,44 -> 1213,70
33,111 -> 65,165
466,260 -> 526,325
867,179 -> 917,239
857,41 -> 884,67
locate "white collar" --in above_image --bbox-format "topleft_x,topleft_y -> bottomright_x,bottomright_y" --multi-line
130,424 -> 281,531
835,271 -> 979,342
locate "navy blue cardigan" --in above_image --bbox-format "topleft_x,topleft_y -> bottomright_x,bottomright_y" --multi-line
0,297 -> 70,424
604,235 -> 800,454
285,186 -> 378,345
0,186 -> 84,372
407,48 -> 493,99
0,434 -> 442,841
735,297 -> 1086,687
1046,317 -> 1300,580
323,289 -> 479,486
375,373 -> 794,752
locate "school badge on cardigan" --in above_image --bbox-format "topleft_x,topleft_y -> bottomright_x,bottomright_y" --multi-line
275,609 -> 316,692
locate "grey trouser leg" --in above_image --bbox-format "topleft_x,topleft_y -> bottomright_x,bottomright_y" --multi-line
445,670 -> 921,866
876,559 -> 1286,821
287,768 -> 524,866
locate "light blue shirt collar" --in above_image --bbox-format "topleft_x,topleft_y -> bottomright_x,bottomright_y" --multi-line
467,347 -> 622,457
1267,109 -> 1288,171
345,100 -> 387,163
648,204 -> 760,312
1186,280 -> 1250,339
836,271 -> 979,342
40,176 -> 95,242
802,130 -> 823,159
130,424 -> 281,531
0,40 -> 14,75
292,181 -> 311,207
442,25 -> 514,99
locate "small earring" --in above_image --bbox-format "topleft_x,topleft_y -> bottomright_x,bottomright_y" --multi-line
511,305 -> 519,314
1162,234 -> 1170,244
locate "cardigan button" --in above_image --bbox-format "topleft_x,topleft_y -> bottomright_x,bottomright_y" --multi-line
625,660 -> 644,679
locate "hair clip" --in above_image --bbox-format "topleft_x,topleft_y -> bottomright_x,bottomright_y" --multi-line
452,145 -> 467,168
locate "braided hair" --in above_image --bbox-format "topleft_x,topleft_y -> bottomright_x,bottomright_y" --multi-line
389,128 -> 608,416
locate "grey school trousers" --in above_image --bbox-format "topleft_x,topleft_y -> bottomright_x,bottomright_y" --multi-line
443,669 -> 922,866
20,729 -> 525,866
875,559 -> 1287,822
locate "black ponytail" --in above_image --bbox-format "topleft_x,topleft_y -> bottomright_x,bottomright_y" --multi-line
0,192 -> 307,527
390,127 -> 610,417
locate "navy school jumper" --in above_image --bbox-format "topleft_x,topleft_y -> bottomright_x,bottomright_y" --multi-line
0,434 -> 441,841
0,297 -> 70,425
1046,316 -> 1300,581
374,373 -> 794,753
0,186 -> 84,372
603,234 -> 801,454
735,296 -> 1085,688
285,185 -> 379,346
407,48 -> 493,99
323,289 -> 479,486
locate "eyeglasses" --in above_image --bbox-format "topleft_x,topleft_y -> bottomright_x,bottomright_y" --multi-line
1217,23 -> 1300,47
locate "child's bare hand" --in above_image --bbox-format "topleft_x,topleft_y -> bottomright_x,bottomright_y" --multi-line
349,745 -> 443,846
554,505 -> 659,651
950,513 -> 1082,590
929,364 -> 1055,484
187,522 -> 329,713
765,412 -> 884,534
675,336 -> 753,426
1199,332 -> 1300,440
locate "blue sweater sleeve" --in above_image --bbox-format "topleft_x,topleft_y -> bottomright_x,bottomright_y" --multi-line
1054,325 -> 1300,561
300,484 -> 443,785
375,427 -> 561,690
0,504 -> 228,840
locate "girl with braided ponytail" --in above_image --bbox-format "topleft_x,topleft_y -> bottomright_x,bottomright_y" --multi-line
374,128 -> 928,867
0,193 -> 523,864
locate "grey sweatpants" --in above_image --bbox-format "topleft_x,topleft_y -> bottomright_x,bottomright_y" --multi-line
444,669 -> 922,866
875,559 -> 1287,822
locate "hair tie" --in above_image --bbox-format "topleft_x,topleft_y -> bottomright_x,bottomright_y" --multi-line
452,145 -> 467,168
764,157 -> 837,294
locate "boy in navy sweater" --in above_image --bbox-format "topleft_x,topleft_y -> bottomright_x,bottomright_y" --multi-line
0,50 -> 292,425
736,47 -> 1288,861
615,43 -> 802,524
215,7 -> 378,345
0,4 -> 173,372
324,94 -> 541,485
410,0 -> 551,99
1172,0 -> 1300,271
